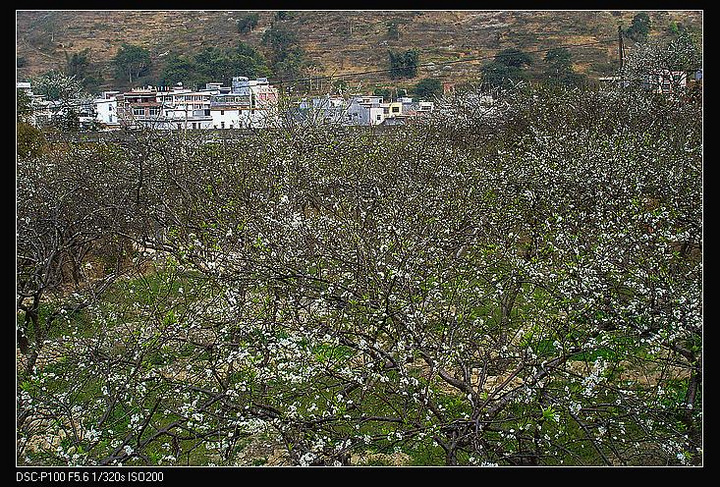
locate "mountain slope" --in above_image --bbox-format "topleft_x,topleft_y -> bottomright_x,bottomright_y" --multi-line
16,10 -> 702,91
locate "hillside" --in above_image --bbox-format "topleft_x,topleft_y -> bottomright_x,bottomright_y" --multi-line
16,9 -> 702,92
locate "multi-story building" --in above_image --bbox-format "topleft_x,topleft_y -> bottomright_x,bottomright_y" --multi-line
157,88 -> 216,130
382,100 -> 403,118
295,96 -> 349,125
347,95 -> 387,126
94,91 -> 120,130
116,89 -> 163,129
116,85 -> 226,130
210,77 -> 279,129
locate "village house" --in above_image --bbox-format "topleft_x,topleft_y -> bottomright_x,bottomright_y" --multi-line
295,96 -> 348,125
116,88 -> 162,129
642,69 -> 688,94
156,86 -> 217,130
210,77 -> 279,129
93,91 -> 120,130
347,95 -> 387,126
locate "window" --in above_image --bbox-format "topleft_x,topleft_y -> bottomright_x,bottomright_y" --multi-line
392,106 -> 400,113
132,107 -> 145,117
376,114 -> 382,121
149,107 -> 160,117
220,110 -> 225,115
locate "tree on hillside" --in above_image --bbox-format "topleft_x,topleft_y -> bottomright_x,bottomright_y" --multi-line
373,87 -> 392,101
274,11 -> 296,21
413,77 -> 443,100
113,43 -> 152,86
233,41 -> 272,79
481,48 -> 533,89
389,49 -> 420,79
161,53 -> 196,87
542,47 -> 586,88
65,48 -> 104,93
625,12 -> 652,43
387,21 -> 400,41
194,47 -> 236,86
236,12 -> 260,34
162,43 -> 271,89
261,22 -> 309,84
495,48 -> 533,69
65,49 -> 90,79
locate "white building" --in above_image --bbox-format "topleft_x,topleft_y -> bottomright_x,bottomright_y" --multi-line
296,96 -> 349,125
210,77 -> 279,129
157,87 -> 217,130
116,85 -> 221,130
347,95 -> 387,126
94,91 -> 120,129
17,81 -> 40,125
643,70 -> 688,94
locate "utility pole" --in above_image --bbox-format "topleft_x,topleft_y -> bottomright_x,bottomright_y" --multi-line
618,25 -> 625,71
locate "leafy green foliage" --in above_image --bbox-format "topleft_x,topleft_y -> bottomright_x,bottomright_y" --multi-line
236,13 -> 260,34
161,43 -> 270,89
481,48 -> 533,89
626,12 -> 652,43
388,49 -> 419,79
113,43 -> 152,86
64,48 -> 103,92
412,78 -> 443,100
261,22 -> 309,83
542,47 -> 586,88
